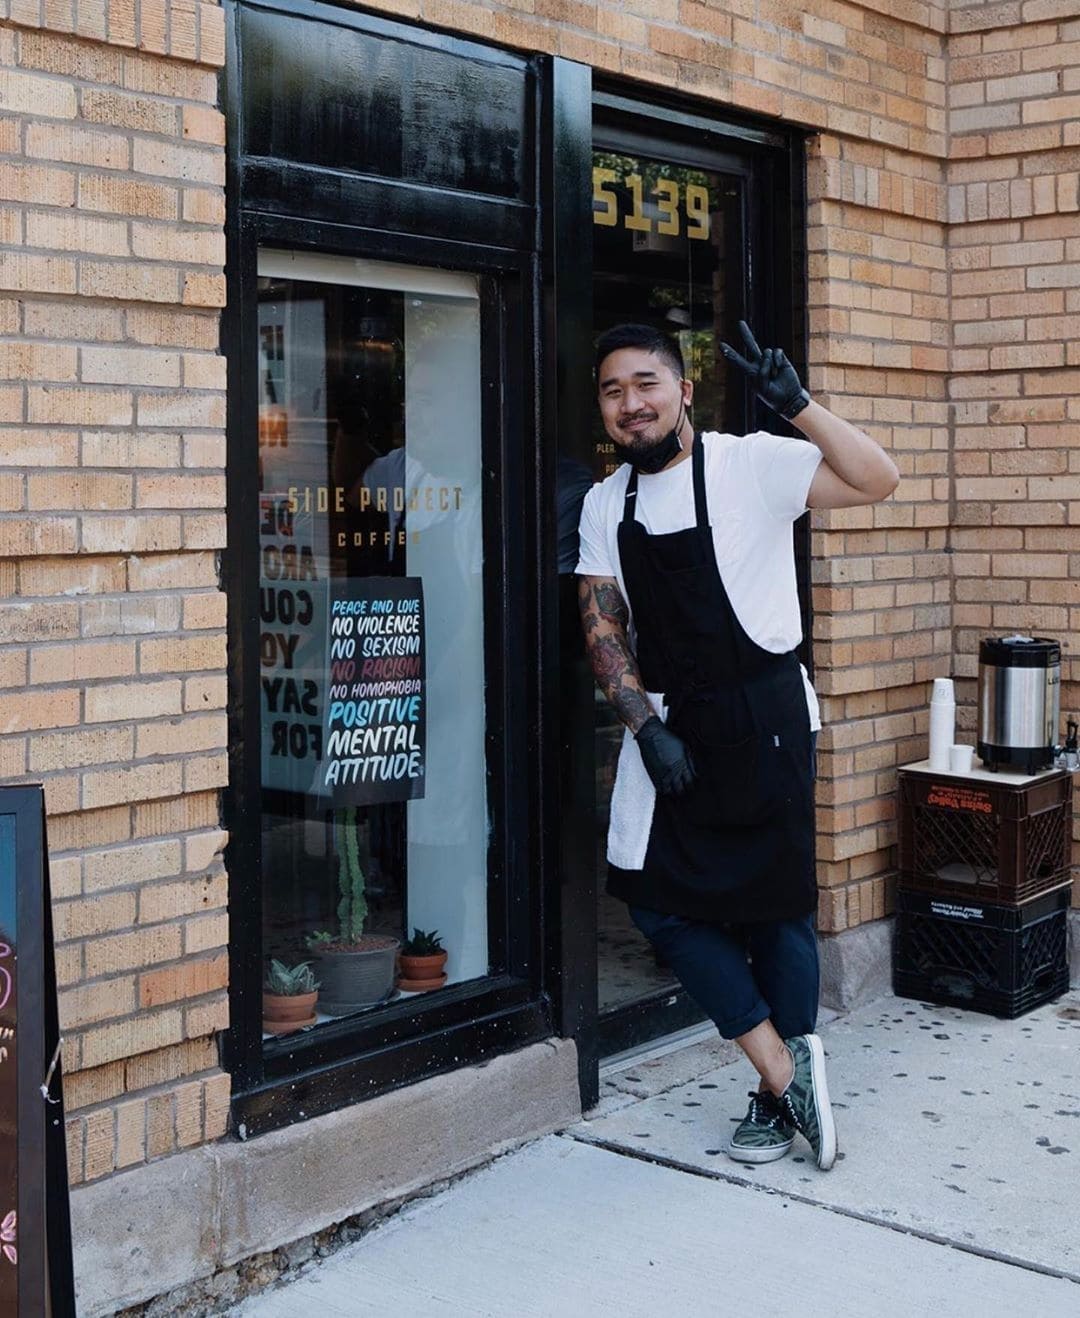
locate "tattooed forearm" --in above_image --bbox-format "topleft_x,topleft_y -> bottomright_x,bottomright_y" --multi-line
577,576 -> 653,733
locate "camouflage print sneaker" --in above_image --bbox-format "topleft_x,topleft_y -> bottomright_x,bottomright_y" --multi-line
726,1089 -> 796,1164
776,1033 -> 838,1171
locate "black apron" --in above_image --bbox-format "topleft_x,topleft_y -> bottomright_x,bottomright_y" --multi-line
607,433 -> 817,924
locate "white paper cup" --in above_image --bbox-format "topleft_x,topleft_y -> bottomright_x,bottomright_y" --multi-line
949,744 -> 974,773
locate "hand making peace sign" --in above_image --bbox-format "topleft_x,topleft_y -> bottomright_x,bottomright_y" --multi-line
719,320 -> 811,421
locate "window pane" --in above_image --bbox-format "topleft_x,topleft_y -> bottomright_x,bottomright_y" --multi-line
257,249 -> 488,1037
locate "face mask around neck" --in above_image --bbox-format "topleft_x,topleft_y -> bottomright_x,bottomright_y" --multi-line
616,400 -> 688,475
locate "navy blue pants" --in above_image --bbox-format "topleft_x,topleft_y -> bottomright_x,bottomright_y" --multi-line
627,731 -> 819,1042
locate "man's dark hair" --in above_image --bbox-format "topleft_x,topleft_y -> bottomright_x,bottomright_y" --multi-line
594,323 -> 685,383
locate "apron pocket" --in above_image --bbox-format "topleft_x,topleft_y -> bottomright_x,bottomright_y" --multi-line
678,727 -> 788,831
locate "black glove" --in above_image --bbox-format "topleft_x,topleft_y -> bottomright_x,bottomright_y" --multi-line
636,716 -> 696,797
720,320 -> 810,420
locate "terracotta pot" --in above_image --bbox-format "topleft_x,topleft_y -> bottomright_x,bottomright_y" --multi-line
397,972 -> 448,993
399,951 -> 448,981
262,989 -> 318,1034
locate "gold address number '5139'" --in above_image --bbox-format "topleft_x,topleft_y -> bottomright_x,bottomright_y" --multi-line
593,168 -> 711,240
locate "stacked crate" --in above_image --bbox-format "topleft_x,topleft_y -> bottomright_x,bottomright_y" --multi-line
893,765 -> 1073,1018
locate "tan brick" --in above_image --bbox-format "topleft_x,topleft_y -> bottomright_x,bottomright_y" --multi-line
0,342 -> 78,382
182,187 -> 226,226
175,1079 -> 204,1147
82,759 -> 184,810
136,473 -> 226,509
79,261 -> 179,304
132,790 -> 218,838
136,394 -> 225,430
29,725 -> 133,773
181,592 -> 226,632
180,512 -> 226,548
22,305 -> 117,344
84,1107 -> 116,1181
183,910 -> 228,955
132,138 -> 224,187
0,687 -> 79,733
180,270 -> 225,307
0,251 -> 77,295
63,1059 -> 126,1111
139,953 -> 227,1008
183,752 -> 227,792
139,868 -> 226,924
82,1007 -> 185,1069
124,1037 -> 217,1092
115,1097 -> 146,1168
184,673 -> 226,711
139,633 -> 226,674
127,551 -> 218,592
49,853 -> 81,899
131,223 -> 225,267
78,173 -> 177,222
59,976 -> 136,1030
136,712 -> 227,759
19,29 -> 123,82
0,600 -> 79,642
184,993 -> 228,1039
83,837 -> 181,894
202,1069 -> 230,1140
80,514 -> 182,554
27,386 -> 131,427
53,890 -> 137,942
181,352 -> 227,392
82,346 -> 180,387
85,924 -> 182,978
80,87 -> 175,134
30,639 -> 136,685
66,1115 -> 85,1185
28,471 -> 133,510
18,555 -> 125,597
146,1091 -> 174,1158
81,431 -> 182,468
126,307 -> 218,349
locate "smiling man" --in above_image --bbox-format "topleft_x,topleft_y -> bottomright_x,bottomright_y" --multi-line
576,321 -> 899,1171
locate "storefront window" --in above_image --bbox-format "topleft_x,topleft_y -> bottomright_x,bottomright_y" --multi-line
256,249 -> 487,1036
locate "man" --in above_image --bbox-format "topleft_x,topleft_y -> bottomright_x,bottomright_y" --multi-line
576,322 -> 899,1170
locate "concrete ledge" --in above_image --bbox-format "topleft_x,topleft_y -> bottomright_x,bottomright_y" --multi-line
72,1038 -> 581,1316
1068,908 -> 1080,987
818,917 -> 894,1014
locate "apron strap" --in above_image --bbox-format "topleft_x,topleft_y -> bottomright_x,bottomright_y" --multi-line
691,432 -> 708,528
621,467 -> 639,523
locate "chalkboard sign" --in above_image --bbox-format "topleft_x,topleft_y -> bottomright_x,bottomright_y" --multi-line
321,577 -> 427,807
0,785 -> 75,1316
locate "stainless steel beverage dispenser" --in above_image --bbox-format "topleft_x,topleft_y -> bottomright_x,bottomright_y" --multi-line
977,635 -> 1060,773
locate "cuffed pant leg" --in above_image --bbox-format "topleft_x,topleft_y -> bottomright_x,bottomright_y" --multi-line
744,912 -> 820,1040
628,905 -> 770,1040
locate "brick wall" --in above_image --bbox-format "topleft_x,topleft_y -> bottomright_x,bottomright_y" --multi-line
0,2 -> 231,1184
946,0 -> 1080,904
0,0 -> 1074,1192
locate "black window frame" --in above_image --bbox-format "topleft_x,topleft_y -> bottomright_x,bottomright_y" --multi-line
221,0 -> 556,1137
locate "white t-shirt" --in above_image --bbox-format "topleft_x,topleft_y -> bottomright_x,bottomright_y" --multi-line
575,429 -> 824,732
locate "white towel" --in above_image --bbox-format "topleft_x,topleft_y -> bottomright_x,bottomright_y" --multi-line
606,691 -> 666,872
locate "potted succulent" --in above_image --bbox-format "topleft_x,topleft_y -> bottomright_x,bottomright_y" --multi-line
397,928 -> 448,992
262,959 -> 320,1034
305,808 -> 400,1015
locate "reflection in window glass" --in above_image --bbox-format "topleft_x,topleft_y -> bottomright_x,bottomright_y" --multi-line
257,250 -> 487,1038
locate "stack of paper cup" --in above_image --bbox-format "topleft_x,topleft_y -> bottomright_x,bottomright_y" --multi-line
929,677 -> 955,770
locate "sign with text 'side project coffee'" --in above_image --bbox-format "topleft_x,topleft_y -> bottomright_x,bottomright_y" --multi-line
322,576 -> 427,808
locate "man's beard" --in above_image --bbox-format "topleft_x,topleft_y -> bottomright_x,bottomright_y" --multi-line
615,406 -> 686,474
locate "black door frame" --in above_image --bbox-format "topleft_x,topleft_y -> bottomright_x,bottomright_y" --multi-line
552,76 -> 812,1085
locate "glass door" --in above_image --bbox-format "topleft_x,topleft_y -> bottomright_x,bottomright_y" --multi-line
587,134 -> 753,1057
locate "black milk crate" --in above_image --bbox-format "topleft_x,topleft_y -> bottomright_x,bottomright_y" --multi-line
897,767 -> 1072,903
893,884 -> 1071,1019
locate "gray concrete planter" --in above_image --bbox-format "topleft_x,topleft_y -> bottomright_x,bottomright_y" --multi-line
312,937 -> 400,1014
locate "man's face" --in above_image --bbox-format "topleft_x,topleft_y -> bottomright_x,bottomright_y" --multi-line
596,347 -> 693,462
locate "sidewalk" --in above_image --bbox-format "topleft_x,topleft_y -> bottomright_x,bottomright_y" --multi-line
231,990 -> 1080,1316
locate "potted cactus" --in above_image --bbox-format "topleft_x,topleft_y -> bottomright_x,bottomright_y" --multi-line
262,959 -> 320,1034
305,807 -> 400,1015
397,928 -> 448,992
